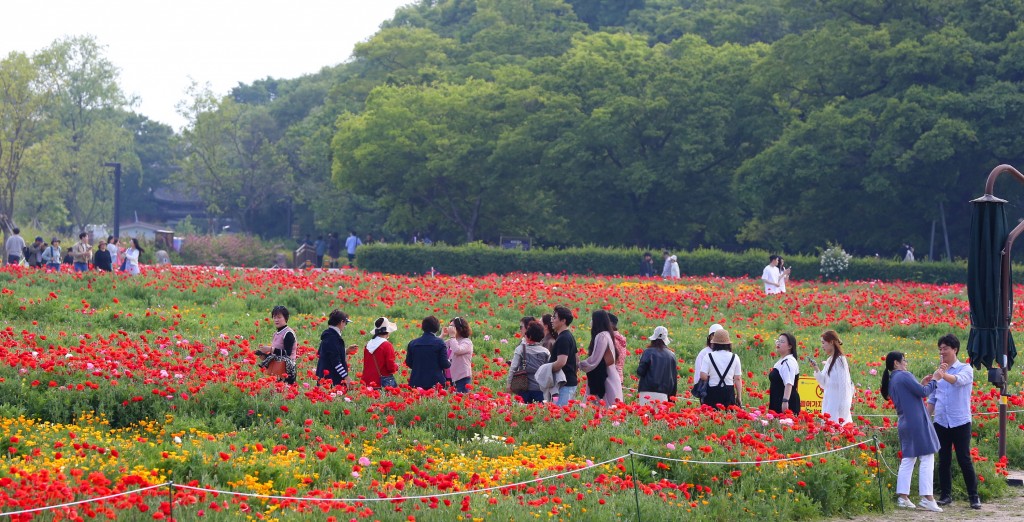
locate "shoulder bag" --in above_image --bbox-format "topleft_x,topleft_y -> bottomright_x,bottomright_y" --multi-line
509,347 -> 530,393
371,346 -> 397,388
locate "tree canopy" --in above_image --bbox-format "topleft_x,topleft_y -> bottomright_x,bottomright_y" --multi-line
7,0 -> 1024,258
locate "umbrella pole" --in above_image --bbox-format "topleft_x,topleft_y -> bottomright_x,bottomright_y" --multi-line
999,219 -> 1024,458
986,164 -> 1024,460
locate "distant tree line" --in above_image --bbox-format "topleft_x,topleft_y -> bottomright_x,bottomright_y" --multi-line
6,1 -> 1024,259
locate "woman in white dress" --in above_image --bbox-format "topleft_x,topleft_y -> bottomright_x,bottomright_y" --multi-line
809,330 -> 854,424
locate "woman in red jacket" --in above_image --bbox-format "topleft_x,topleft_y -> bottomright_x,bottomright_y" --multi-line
361,317 -> 399,388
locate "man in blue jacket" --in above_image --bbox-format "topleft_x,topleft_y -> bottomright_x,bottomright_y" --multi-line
406,316 -> 450,390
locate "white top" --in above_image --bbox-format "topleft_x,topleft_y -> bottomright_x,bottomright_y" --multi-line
107,243 -> 120,267
762,264 -> 781,294
772,354 -> 798,386
702,350 -> 741,386
662,256 -> 680,279
778,268 -> 787,293
693,346 -> 712,384
813,355 -> 854,424
124,247 -> 141,275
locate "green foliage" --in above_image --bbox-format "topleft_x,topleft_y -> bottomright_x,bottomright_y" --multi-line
176,234 -> 278,268
358,243 -> 973,283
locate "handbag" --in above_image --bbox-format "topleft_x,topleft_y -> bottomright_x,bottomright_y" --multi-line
266,359 -> 288,377
509,347 -> 530,393
690,379 -> 709,399
370,348 -> 396,388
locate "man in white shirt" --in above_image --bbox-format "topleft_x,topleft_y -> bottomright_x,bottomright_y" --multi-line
762,255 -> 782,294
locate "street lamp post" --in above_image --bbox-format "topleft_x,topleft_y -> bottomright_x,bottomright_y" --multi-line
103,162 -> 121,238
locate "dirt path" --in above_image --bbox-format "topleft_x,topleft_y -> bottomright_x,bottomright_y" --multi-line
841,488 -> 1024,521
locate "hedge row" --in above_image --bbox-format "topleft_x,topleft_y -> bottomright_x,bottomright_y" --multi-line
357,244 -> 970,284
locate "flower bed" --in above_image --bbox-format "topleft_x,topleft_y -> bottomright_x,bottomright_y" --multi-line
0,266 -> 1017,519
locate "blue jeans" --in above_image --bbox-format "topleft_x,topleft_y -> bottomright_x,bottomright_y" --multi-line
47,263 -> 61,271
454,377 -> 471,393
555,385 -> 577,406
73,262 -> 89,272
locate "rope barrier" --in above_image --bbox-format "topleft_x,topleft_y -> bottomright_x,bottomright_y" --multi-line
0,483 -> 168,518
629,438 -> 871,466
857,408 -> 1024,419
174,453 -> 628,502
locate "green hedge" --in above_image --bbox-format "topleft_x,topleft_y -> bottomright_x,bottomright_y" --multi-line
357,243 -> 971,283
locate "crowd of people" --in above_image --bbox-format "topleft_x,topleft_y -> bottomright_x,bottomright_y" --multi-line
4,227 -> 143,274
251,304 -> 982,511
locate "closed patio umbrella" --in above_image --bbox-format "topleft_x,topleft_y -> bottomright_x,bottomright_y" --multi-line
967,194 -> 1016,371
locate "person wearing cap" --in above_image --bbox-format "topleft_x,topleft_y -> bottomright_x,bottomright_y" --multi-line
699,329 -> 743,409
362,317 -> 399,388
768,333 -> 801,414
5,227 -> 25,265
41,238 -> 63,271
693,324 -> 724,385
315,310 -> 353,387
637,326 -> 678,405
406,316 -> 450,390
93,240 -> 113,272
26,236 -> 46,268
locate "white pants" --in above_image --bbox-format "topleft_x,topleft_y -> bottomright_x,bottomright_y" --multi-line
639,392 -> 668,405
897,454 -> 934,496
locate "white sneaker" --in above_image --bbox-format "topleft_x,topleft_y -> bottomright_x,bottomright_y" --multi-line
896,497 -> 917,509
918,499 -> 943,512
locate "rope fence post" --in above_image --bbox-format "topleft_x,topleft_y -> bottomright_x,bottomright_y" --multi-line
872,436 -> 884,514
628,450 -> 642,522
167,481 -> 174,520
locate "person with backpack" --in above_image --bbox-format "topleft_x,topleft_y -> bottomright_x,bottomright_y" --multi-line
41,238 -> 62,271
699,329 -> 743,410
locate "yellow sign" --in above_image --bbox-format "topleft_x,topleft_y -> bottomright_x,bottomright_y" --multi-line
797,375 -> 824,413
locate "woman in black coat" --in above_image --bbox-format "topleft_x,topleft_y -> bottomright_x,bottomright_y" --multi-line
405,316 -> 451,390
315,310 -> 351,386
93,241 -> 112,272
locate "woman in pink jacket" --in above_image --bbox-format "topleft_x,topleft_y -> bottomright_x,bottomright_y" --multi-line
446,317 -> 474,393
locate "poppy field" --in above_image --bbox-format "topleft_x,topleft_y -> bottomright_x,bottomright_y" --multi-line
0,266 -> 1020,520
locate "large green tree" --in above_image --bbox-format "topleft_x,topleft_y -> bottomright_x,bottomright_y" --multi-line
332,79 -> 557,242
32,35 -> 137,229
0,51 -> 47,229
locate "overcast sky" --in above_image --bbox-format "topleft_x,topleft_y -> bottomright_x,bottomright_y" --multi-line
0,0 -> 413,131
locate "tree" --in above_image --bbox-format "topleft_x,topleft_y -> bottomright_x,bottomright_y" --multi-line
176,82 -> 294,234
33,35 -> 137,229
332,79 -> 555,242
0,51 -> 47,232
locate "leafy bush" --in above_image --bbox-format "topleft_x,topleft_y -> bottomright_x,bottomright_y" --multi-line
176,234 -> 278,268
359,243 -> 973,283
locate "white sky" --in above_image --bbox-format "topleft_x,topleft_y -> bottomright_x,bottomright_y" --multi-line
0,0 -> 414,131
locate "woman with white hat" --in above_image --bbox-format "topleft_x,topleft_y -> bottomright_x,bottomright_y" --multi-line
699,329 -> 743,410
361,317 -> 399,388
637,326 -> 678,405
693,324 -> 723,385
